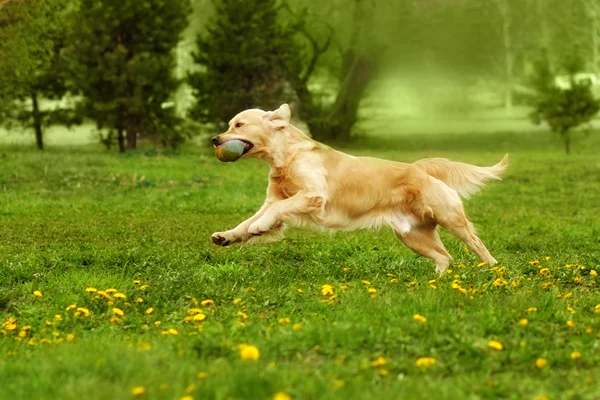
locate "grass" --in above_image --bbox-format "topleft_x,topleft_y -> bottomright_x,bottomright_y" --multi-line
1,128 -> 600,400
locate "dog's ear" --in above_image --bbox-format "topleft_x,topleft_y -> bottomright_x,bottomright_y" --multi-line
264,104 -> 291,129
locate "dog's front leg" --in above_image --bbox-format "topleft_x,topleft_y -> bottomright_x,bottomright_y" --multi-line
248,192 -> 325,236
211,201 -> 273,246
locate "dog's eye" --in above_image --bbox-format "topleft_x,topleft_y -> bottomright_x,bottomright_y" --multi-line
235,122 -> 244,128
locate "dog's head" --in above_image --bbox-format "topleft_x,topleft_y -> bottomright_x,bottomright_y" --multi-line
211,104 -> 291,160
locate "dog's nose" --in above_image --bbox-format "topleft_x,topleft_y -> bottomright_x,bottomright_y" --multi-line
211,136 -> 220,146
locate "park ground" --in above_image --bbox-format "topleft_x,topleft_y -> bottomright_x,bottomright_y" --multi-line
1,123 -> 600,400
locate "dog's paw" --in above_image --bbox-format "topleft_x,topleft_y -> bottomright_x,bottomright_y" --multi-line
211,232 -> 232,246
248,220 -> 272,236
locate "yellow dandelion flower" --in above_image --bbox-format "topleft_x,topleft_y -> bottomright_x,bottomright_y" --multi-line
273,392 -> 291,400
180,396 -> 193,400
590,270 -> 598,276
539,268 -> 549,275
192,313 -> 206,322
362,280 -> 371,285
585,327 -> 593,334
237,321 -> 246,327
529,260 -> 539,265
109,317 -> 120,323
66,334 -> 75,342
567,306 -> 575,313
371,356 -> 387,367
113,292 -> 126,299
378,368 -> 388,377
536,358 -> 547,368
134,297 -> 144,303
168,328 -> 178,335
571,351 -> 581,360
197,371 -> 208,379
105,288 -> 117,294
54,314 -> 62,321
334,380 -> 345,389
541,283 -> 552,289
188,308 -> 203,315
527,307 -> 538,313
140,285 -> 149,290
237,311 -> 248,319
544,256 -> 551,261
278,317 -> 290,325
33,290 -> 42,297
367,287 -> 377,294
18,330 -> 27,338
233,298 -> 242,304
66,304 -> 77,311
133,280 -> 141,285
239,344 -> 260,360
296,288 -> 303,294
519,319 -> 528,327
574,277 -> 582,284
201,299 -> 214,306
75,307 -> 90,317
131,386 -> 145,396
85,287 -> 97,293
154,321 -> 161,326
493,278 -> 508,287
389,278 -> 399,284
413,314 -> 427,323
488,340 -> 503,351
145,307 -> 154,315
340,284 -> 349,290
112,308 -> 124,316
415,357 -> 436,367
292,323 -> 302,331
97,290 -> 111,300
321,285 -> 334,296
343,267 -> 351,273
567,320 -> 575,328
563,293 -> 573,299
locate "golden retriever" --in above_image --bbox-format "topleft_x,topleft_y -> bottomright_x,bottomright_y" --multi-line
211,104 -> 509,275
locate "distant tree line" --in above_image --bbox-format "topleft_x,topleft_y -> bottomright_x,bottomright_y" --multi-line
1,0 -> 599,151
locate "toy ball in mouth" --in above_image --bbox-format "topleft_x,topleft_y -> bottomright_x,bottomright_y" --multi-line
215,139 -> 248,162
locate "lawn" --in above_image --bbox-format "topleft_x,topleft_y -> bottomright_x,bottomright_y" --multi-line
1,128 -> 600,400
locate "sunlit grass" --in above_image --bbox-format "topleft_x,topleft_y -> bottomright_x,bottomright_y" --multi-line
1,130 -> 599,399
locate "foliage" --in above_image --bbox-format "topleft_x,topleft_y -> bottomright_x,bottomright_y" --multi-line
0,133 -> 600,398
529,57 -> 600,154
0,0 -> 73,150
67,0 -> 191,152
188,0 -> 298,129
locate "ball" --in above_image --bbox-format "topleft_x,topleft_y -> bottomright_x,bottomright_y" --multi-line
216,139 -> 246,162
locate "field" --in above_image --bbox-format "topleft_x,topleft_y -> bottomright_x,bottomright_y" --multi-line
1,127 -> 600,400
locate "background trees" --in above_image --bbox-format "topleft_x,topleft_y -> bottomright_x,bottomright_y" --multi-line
68,0 -> 191,152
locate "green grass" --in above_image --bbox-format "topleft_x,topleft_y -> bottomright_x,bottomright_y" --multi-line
1,129 -> 600,400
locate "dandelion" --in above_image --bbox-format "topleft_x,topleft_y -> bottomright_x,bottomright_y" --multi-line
168,328 -> 178,335
66,304 -> 77,311
105,288 -> 117,294
201,299 -> 214,306
197,371 -> 208,379
134,297 -> 144,303
586,327 -> 593,334
527,307 -> 538,313
413,314 -> 427,323
343,268 -> 351,273
545,256 -> 551,261
566,320 -> 575,328
321,285 -> 334,296
296,288 -> 303,294
180,396 -> 193,400
75,307 -> 90,317
574,277 -> 582,284
389,278 -> 399,284
131,386 -> 145,396
112,308 -> 124,316
66,334 -> 75,342
415,357 -> 436,367
567,306 -> 575,313
340,284 -> 349,290
539,268 -> 549,275
334,380 -> 345,389
519,319 -> 528,327
97,291 -> 111,300
278,318 -> 290,325
368,287 -> 377,295
273,393 -> 291,400
563,293 -> 573,299
591,270 -> 598,276
109,317 -> 120,324
133,280 -> 141,285
140,285 -> 149,290
113,292 -> 126,299
529,260 -> 539,265
493,278 -> 508,287
571,351 -> 581,360
541,283 -> 552,289
85,287 -> 97,293
192,313 -> 206,322
233,298 -> 242,304
154,321 -> 161,326
33,290 -> 42,297
361,280 -> 371,285
378,369 -> 388,377
292,323 -> 302,331
536,358 -> 547,368
188,308 -> 203,315
239,344 -> 260,360
488,340 -> 503,351
371,356 -> 387,367
145,307 -> 154,315
237,311 -> 248,320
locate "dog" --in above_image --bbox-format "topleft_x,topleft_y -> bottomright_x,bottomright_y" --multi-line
211,104 -> 509,275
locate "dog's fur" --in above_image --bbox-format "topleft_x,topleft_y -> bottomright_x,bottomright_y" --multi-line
211,104 -> 509,275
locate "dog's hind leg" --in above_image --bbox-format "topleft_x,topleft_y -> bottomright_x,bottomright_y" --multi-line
395,223 -> 452,275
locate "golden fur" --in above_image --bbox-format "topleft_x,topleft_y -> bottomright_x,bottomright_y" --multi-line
211,104 -> 509,275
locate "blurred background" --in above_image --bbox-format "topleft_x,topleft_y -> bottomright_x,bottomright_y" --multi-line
1,0 -> 600,154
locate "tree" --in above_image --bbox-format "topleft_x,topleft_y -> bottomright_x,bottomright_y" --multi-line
0,0 -> 72,150
188,0 -> 298,129
529,57 -> 600,154
68,0 -> 191,152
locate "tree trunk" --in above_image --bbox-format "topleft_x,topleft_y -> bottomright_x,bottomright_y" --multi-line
562,130 -> 571,155
31,90 -> 44,150
125,117 -> 139,150
117,127 -> 125,153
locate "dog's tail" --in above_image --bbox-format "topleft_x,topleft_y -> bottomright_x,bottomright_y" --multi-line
413,154 -> 510,199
